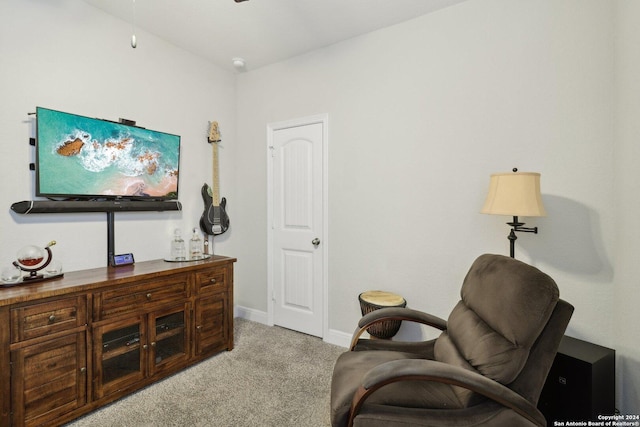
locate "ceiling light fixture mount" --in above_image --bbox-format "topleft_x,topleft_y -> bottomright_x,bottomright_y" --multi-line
232,57 -> 246,70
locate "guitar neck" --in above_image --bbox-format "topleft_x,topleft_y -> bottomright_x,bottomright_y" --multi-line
211,140 -> 221,207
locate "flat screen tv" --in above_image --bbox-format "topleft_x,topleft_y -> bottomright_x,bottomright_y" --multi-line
35,106 -> 180,200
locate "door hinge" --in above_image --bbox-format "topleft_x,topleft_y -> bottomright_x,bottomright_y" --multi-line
269,145 -> 275,157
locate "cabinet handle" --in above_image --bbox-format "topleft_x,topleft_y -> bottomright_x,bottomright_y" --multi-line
196,325 -> 202,330
151,341 -> 156,347
143,344 -> 148,349
146,293 -> 152,299
48,314 -> 56,323
210,278 -> 217,283
80,367 -> 86,373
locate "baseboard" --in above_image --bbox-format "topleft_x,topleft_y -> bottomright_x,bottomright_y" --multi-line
324,329 -> 351,348
234,305 -> 269,325
233,305 -> 350,348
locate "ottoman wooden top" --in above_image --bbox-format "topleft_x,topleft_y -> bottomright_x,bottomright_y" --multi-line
359,290 -> 405,306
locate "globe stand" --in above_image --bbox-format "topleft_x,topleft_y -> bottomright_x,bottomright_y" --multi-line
22,270 -> 45,281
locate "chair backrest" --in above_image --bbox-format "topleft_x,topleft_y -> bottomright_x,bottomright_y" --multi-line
433,254 -> 571,406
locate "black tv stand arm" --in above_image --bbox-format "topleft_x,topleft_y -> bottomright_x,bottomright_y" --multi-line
107,212 -> 116,267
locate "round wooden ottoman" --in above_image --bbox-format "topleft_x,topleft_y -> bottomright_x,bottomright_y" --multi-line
358,290 -> 406,339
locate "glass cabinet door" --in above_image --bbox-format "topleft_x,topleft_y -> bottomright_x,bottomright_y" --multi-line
149,303 -> 190,375
93,317 -> 145,399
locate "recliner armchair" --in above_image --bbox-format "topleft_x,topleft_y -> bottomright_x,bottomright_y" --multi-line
331,254 -> 573,427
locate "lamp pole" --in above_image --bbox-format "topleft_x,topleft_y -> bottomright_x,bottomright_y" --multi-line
506,216 -> 538,258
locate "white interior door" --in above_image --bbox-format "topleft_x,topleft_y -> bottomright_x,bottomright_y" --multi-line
268,116 -> 327,338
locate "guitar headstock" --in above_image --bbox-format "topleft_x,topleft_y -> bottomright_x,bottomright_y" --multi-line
208,121 -> 221,144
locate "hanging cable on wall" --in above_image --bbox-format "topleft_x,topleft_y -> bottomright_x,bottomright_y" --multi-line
131,0 -> 137,48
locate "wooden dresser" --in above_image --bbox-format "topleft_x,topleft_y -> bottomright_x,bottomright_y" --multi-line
0,256 -> 235,427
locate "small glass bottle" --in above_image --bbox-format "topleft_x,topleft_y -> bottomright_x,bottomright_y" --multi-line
171,229 -> 186,260
189,228 -> 203,260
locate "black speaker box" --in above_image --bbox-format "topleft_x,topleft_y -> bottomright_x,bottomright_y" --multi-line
538,335 -> 615,424
11,199 -> 181,214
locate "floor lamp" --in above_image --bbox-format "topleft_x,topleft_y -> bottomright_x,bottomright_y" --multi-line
481,169 -> 546,258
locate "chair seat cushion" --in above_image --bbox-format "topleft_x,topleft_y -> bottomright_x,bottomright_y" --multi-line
331,350 -> 465,427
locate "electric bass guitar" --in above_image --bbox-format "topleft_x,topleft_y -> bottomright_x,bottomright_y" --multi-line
200,121 -> 230,235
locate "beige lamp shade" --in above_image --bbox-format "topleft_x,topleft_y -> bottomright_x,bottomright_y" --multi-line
481,171 -> 546,217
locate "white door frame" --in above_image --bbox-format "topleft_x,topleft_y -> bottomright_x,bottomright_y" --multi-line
267,114 -> 328,338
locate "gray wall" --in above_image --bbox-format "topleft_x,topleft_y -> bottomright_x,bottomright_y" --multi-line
0,0 -> 237,271
233,0 -> 637,414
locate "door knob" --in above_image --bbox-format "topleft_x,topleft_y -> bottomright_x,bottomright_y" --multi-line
312,238 -> 320,246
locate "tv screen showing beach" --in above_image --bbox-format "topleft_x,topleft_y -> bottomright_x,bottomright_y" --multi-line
36,107 -> 180,200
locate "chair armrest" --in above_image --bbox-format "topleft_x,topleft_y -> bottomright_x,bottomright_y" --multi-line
348,359 -> 546,427
349,307 -> 447,350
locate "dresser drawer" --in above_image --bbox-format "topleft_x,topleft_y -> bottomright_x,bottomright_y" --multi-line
195,268 -> 227,294
95,275 -> 188,320
11,295 -> 87,343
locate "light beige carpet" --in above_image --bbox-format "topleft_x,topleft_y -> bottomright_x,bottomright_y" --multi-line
66,318 -> 345,427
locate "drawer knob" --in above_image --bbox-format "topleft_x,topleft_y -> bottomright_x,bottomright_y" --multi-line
210,278 -> 217,283
48,314 -> 56,323
196,325 -> 202,330
143,344 -> 148,349
151,341 -> 156,347
146,293 -> 152,299
80,367 -> 86,373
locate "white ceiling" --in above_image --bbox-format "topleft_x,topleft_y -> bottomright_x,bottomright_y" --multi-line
82,0 -> 468,72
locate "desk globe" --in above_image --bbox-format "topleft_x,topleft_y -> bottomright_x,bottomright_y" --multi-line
13,241 -> 57,281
